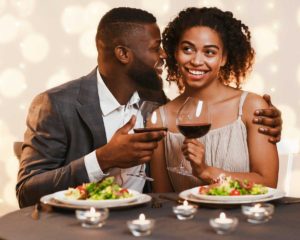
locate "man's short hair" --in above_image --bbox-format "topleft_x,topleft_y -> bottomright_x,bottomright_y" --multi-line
96,7 -> 156,47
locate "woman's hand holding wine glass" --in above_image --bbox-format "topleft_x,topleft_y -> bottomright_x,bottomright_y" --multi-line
168,97 -> 211,176
181,138 -> 208,178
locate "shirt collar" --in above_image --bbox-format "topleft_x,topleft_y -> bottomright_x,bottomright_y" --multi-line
97,69 -> 140,116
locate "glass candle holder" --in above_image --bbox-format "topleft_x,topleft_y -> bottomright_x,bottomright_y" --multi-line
76,207 -> 109,228
127,213 -> 155,237
172,200 -> 198,220
209,212 -> 238,235
242,203 -> 274,224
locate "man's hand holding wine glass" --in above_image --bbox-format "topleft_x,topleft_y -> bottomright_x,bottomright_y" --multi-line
96,115 -> 166,171
126,101 -> 167,181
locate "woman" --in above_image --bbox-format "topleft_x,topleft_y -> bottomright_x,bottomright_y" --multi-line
150,7 -> 279,192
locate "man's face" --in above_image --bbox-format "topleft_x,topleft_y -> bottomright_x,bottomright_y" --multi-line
127,23 -> 165,91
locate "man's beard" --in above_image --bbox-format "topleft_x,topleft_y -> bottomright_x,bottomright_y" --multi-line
128,56 -> 163,91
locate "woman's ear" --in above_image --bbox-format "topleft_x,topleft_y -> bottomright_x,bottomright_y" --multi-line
220,52 -> 227,67
114,45 -> 132,64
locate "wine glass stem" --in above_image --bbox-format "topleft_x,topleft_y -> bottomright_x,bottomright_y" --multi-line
179,159 -> 185,170
139,164 -> 144,176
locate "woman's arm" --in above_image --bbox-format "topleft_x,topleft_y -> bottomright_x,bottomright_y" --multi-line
186,93 -> 279,188
242,93 -> 279,187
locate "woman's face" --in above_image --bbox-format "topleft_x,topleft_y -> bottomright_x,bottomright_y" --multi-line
175,26 -> 227,90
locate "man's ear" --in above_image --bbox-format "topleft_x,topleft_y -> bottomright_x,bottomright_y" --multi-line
114,45 -> 132,64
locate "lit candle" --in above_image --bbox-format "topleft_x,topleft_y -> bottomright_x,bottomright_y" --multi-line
242,203 -> 274,224
85,207 -> 100,219
177,200 -> 193,210
127,213 -> 155,237
173,200 -> 197,220
210,212 -> 238,234
132,213 -> 151,226
75,207 -> 109,228
215,212 -> 234,224
249,204 -> 265,214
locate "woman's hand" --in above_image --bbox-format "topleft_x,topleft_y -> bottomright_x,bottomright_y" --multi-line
181,138 -> 207,178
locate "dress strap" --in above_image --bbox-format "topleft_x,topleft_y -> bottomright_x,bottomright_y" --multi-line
238,91 -> 249,117
159,106 -> 167,127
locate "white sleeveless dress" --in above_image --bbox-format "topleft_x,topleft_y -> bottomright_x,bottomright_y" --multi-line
159,91 -> 250,192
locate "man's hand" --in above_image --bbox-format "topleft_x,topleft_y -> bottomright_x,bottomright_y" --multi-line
95,116 -> 166,171
253,94 -> 282,144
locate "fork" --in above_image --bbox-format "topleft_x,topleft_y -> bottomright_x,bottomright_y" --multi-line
127,164 -> 154,181
158,194 -> 184,204
31,203 -> 40,220
151,196 -> 162,208
127,172 -> 154,181
31,202 -> 53,220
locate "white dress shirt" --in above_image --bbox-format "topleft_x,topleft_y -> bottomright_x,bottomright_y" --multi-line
84,69 -> 146,192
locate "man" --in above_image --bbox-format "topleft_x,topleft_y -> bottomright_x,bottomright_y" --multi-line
16,7 -> 282,208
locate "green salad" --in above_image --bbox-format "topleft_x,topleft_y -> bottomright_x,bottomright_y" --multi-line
65,177 -> 133,200
199,176 -> 268,196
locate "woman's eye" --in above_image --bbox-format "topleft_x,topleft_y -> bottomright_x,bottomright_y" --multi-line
206,50 -> 216,56
183,46 -> 193,53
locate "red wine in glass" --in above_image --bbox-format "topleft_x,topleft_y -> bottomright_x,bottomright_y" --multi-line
134,127 -> 168,133
177,123 -> 211,138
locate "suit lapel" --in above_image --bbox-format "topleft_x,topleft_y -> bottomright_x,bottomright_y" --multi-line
76,68 -> 107,149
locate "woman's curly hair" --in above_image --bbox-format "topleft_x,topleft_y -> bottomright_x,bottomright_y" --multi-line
162,7 -> 255,92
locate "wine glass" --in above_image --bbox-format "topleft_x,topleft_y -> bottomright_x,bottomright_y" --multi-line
168,97 -> 211,176
127,101 -> 167,181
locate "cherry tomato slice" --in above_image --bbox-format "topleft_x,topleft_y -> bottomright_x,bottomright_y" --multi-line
199,186 -> 208,195
230,189 -> 241,196
119,188 -> 129,194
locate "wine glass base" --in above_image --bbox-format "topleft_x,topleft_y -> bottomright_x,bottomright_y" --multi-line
167,167 -> 193,177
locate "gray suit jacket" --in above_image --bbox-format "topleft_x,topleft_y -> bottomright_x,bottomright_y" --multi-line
16,68 -> 167,208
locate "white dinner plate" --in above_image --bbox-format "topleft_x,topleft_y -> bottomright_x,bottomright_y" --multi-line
190,187 -> 275,202
41,189 -> 145,208
53,189 -> 140,207
41,190 -> 151,209
179,187 -> 285,205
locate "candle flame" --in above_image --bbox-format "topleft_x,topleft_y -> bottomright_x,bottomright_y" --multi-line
151,111 -> 157,124
183,200 -> 188,206
90,207 -> 96,213
220,212 -> 226,219
254,204 -> 261,209
139,213 -> 146,221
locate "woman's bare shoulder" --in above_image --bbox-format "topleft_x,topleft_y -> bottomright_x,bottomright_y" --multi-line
244,92 -> 269,109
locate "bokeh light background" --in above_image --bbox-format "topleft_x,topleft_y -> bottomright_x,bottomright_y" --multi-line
0,0 -> 300,215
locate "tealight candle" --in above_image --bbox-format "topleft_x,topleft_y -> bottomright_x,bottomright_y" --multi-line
127,213 -> 155,237
172,200 -> 198,220
210,212 -> 238,235
215,212 -> 233,224
242,203 -> 274,224
86,207 -> 100,218
75,207 -> 109,228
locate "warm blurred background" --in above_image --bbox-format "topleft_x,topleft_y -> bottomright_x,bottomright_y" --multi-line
0,0 -> 300,215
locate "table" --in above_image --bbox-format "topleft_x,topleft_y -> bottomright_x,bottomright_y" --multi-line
0,194 -> 300,240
